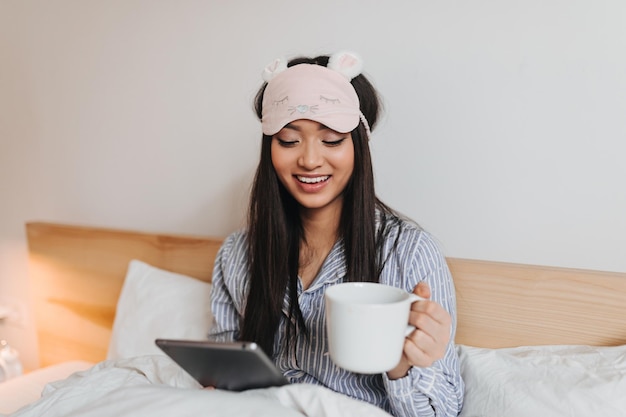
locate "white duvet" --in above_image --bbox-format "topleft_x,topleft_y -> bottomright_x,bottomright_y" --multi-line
7,355 -> 392,417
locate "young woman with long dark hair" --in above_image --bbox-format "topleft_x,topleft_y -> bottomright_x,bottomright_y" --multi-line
209,52 -> 463,417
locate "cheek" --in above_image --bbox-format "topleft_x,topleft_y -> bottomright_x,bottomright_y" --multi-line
333,147 -> 355,174
339,137 -> 356,172
270,143 -> 283,170
270,146 -> 291,181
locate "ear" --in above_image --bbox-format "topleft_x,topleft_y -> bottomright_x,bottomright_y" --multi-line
327,51 -> 364,80
262,57 -> 288,82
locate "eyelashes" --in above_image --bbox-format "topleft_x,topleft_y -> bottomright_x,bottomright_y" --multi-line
322,138 -> 346,146
276,138 -> 298,147
275,137 -> 347,147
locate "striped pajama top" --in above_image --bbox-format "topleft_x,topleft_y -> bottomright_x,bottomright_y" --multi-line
209,215 -> 464,417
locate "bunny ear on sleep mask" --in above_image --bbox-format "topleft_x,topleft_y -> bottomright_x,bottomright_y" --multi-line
327,51 -> 364,80
262,51 -> 364,82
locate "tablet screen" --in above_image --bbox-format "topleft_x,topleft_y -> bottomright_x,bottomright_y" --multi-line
155,339 -> 288,391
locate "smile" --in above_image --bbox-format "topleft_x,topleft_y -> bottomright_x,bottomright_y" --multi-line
296,175 -> 330,184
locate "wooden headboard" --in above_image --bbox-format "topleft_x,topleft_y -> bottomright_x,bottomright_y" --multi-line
26,222 -> 223,367
26,222 -> 626,368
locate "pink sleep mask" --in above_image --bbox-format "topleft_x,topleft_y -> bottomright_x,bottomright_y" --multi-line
260,51 -> 371,138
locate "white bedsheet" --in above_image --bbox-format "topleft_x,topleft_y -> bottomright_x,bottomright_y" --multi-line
0,360 -> 93,415
7,355 -> 392,417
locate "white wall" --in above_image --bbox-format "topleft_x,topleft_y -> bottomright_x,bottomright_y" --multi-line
1,0 -> 625,369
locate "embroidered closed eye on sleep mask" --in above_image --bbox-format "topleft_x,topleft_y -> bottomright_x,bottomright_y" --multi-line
261,51 -> 371,138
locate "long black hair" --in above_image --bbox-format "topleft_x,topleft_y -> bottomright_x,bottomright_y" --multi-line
241,55 -> 402,357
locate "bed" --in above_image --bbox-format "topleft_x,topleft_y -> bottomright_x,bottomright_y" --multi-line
1,221 -> 625,416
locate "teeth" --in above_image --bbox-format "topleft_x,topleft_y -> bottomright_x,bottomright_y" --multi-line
297,175 -> 329,184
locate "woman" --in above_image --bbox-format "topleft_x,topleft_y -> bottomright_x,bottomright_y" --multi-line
209,52 -> 464,417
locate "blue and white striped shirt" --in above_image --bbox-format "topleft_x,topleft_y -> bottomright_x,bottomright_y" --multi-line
209,217 -> 464,417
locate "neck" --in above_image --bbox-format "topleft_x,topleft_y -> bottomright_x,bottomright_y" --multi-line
297,201 -> 342,289
299,202 -> 342,248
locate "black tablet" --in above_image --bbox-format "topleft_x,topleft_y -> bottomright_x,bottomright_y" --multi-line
155,339 -> 288,391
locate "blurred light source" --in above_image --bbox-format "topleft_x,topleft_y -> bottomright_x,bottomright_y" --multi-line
0,339 -> 23,381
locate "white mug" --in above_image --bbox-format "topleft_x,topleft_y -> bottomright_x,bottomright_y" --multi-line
324,282 -> 423,374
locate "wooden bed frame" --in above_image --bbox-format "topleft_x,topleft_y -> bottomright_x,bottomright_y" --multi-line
26,222 -> 626,368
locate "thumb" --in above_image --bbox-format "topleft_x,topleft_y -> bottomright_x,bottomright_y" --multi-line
414,281 -> 431,299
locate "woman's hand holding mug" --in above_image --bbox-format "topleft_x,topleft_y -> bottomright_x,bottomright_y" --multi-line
387,281 -> 452,379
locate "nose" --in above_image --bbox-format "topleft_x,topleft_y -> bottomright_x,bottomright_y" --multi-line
298,141 -> 323,170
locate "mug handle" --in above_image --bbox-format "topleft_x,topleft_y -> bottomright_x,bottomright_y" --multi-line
404,293 -> 425,337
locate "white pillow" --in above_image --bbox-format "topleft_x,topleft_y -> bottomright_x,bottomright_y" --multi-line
457,344 -> 626,417
107,260 -> 213,360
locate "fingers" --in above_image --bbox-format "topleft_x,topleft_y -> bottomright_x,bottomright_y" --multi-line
402,334 -> 438,368
411,298 -> 451,327
413,281 -> 431,299
404,282 -> 452,368
404,329 -> 449,367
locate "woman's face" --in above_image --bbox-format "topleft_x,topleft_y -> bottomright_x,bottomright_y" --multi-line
271,119 -> 354,216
